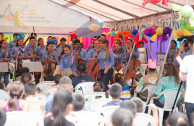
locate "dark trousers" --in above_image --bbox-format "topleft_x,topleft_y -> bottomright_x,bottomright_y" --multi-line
100,68 -> 113,91
34,73 -> 41,84
185,102 -> 194,126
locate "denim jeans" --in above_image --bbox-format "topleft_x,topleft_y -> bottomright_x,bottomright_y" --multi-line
0,73 -> 9,87
100,68 -> 113,91
185,102 -> 194,126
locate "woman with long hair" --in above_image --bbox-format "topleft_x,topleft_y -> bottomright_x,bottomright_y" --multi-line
44,90 -> 74,126
59,45 -> 76,76
87,39 -> 100,62
0,40 -> 11,86
97,38 -> 114,91
0,82 -> 29,112
113,42 -> 124,73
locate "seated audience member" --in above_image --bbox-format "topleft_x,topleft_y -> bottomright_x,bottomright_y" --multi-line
0,82 -> 29,112
51,74 -> 62,87
0,110 -> 6,126
93,81 -> 104,92
135,59 -> 159,101
0,82 -> 9,101
15,67 -> 29,81
20,73 -> 32,85
45,76 -> 73,114
120,100 -> 137,117
72,63 -> 94,87
72,93 -> 85,112
111,108 -> 133,126
131,97 -> 144,113
166,112 -> 189,126
69,74 -> 76,80
103,83 -> 122,107
44,90 -> 74,126
44,74 -> 54,81
25,83 -> 37,100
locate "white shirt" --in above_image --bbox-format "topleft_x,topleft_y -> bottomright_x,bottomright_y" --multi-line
180,55 -> 194,103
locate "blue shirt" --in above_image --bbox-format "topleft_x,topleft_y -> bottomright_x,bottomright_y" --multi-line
0,49 -> 11,61
123,48 -> 139,63
87,48 -> 99,62
24,45 -> 37,61
59,54 -> 76,71
42,51 -> 58,64
54,46 -> 63,56
45,95 -> 54,112
8,40 -> 16,52
36,46 -> 46,59
114,50 -> 123,64
72,48 -> 87,62
86,45 -> 93,52
11,46 -> 25,61
97,49 -> 114,70
102,100 -> 122,107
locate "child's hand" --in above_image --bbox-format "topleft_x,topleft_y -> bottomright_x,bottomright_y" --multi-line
148,104 -> 157,112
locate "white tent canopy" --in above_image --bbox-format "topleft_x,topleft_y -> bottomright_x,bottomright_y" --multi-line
51,0 -> 194,22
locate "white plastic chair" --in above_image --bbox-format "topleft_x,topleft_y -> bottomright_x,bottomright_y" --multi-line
44,87 -> 57,96
75,82 -> 95,94
134,85 -> 156,111
37,81 -> 55,92
140,64 -> 147,76
35,93 -> 47,101
134,113 -> 156,126
67,111 -> 105,126
87,99 -> 110,112
148,89 -> 183,126
97,106 -> 119,124
5,111 -> 44,126
84,92 -> 106,102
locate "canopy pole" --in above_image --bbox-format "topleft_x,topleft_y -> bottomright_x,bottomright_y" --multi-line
159,11 -> 175,78
146,43 -> 153,60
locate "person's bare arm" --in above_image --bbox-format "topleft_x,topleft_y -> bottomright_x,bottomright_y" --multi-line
148,104 -> 159,126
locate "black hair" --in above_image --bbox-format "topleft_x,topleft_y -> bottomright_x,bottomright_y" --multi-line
101,34 -> 106,37
52,90 -> 72,126
149,68 -> 156,72
139,42 -> 144,45
37,38 -> 43,46
44,74 -> 54,81
48,36 -> 52,39
54,74 -> 62,84
13,33 -> 18,37
64,44 -> 71,50
0,33 -> 4,36
110,83 -> 122,99
112,108 -> 133,126
166,112 -> 189,126
0,81 -> 5,90
60,38 -> 66,42
69,74 -> 76,79
120,100 -> 137,116
0,110 -> 6,126
31,33 -> 37,36
29,36 -> 36,40
72,93 -> 85,111
21,73 -> 32,85
58,45 -> 71,61
25,83 -> 37,96
20,67 -> 29,75
76,63 -> 86,76
16,38 -> 24,47
171,40 -> 177,47
114,73 -> 124,89
0,40 -> 6,48
46,43 -> 53,51
73,39 -> 80,44
93,81 -> 104,92
119,36 -> 123,39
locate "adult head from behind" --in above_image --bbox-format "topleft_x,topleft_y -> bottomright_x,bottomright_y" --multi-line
20,67 -> 29,75
44,74 -> 54,81
111,108 -> 133,126
131,97 -> 144,113
110,83 -> 122,100
54,74 -> 62,85
76,63 -> 86,76
163,63 -> 179,84
120,100 -> 137,117
166,112 -> 189,126
72,93 -> 85,111
52,90 -> 73,126
25,83 -> 37,97
58,76 -> 73,92
93,81 -> 104,92
21,73 -> 32,85
0,110 -> 6,126
7,82 -> 24,111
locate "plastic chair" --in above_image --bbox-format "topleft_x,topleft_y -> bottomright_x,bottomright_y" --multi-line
37,81 -> 55,92
148,89 -> 183,126
134,113 -> 156,126
5,111 -> 44,126
35,93 -> 47,101
84,92 -> 106,102
97,106 -> 119,124
75,82 -> 95,94
140,64 -> 147,76
44,87 -> 57,96
134,85 -> 156,111
67,111 -> 105,126
87,99 -> 110,112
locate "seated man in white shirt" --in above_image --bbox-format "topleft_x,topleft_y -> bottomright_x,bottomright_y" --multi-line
103,83 -> 122,107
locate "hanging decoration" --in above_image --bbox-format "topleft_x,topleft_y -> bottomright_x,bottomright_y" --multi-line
142,0 -> 169,7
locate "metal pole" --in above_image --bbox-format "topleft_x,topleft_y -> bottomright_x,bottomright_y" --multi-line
146,43 -> 153,60
159,12 -> 175,78
123,42 -> 136,79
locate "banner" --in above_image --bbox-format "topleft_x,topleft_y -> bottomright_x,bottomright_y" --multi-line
0,0 -> 102,37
